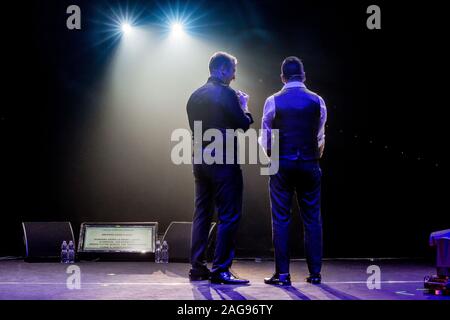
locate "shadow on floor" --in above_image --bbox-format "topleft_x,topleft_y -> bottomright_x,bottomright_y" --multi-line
277,285 -> 311,300
317,284 -> 360,300
191,283 -> 253,300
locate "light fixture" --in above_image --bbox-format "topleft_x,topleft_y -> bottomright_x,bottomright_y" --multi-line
171,22 -> 184,36
121,22 -> 132,34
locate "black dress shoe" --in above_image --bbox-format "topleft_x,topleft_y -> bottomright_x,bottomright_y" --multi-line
305,274 -> 321,284
210,271 -> 250,285
264,273 -> 291,286
189,268 -> 210,281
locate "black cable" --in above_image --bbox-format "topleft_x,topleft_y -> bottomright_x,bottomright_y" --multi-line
0,256 -> 23,261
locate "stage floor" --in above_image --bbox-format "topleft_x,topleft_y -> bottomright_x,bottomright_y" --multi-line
0,259 -> 448,300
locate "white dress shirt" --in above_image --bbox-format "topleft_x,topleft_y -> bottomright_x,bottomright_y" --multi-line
258,81 -> 327,158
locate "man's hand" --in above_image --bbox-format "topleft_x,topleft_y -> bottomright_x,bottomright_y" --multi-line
237,90 -> 250,113
319,141 -> 325,158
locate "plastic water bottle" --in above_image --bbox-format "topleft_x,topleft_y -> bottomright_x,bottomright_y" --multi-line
161,240 -> 169,264
155,240 -> 161,263
68,240 -> 75,263
61,240 -> 68,264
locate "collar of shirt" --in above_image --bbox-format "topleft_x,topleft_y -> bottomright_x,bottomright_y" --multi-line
207,76 -> 228,86
282,81 -> 306,90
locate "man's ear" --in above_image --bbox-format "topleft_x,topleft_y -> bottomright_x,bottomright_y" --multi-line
220,65 -> 227,76
280,74 -> 286,84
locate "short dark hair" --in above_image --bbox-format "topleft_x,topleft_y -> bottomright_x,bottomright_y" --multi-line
281,56 -> 305,81
209,51 -> 237,73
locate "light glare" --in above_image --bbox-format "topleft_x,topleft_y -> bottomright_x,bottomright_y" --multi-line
171,22 -> 184,36
121,23 -> 132,34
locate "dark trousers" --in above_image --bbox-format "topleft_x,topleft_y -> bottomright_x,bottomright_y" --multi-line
190,163 -> 243,274
270,159 -> 323,275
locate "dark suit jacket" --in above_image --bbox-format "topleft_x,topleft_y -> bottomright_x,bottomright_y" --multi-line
187,77 -> 254,158
187,76 -> 253,132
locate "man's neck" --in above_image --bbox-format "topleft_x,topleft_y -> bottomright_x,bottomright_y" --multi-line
209,74 -> 229,85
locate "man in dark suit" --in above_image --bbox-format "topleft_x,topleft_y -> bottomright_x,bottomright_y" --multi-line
187,52 -> 253,284
259,56 -> 327,285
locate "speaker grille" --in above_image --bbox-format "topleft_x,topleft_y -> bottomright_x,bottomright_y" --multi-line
22,222 -> 75,260
162,221 -> 216,262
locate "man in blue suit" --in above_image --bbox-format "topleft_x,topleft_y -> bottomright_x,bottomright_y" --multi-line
259,56 -> 327,285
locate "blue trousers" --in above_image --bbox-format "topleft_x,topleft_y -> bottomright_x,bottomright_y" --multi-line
190,163 -> 243,274
270,159 -> 323,275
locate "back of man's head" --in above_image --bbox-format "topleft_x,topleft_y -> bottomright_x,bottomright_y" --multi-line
281,56 -> 305,82
209,51 -> 237,74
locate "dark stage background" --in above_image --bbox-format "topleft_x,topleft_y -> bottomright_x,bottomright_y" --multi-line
1,0 -> 447,259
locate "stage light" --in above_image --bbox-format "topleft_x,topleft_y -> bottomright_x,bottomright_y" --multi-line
171,22 -> 184,36
121,22 -> 132,34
